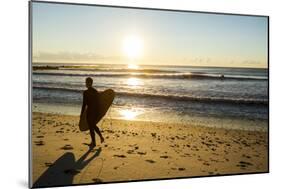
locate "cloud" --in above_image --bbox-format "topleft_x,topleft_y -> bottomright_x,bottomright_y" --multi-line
33,51 -> 123,62
241,60 -> 263,66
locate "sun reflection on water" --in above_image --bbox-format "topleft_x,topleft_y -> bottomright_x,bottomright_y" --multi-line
119,109 -> 140,120
126,77 -> 143,87
128,64 -> 139,69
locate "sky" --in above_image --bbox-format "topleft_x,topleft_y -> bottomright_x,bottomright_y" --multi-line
32,2 -> 268,68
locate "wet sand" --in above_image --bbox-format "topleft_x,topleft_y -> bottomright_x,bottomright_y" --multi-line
31,112 -> 268,187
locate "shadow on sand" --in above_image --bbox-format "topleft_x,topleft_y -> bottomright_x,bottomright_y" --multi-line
33,147 -> 102,188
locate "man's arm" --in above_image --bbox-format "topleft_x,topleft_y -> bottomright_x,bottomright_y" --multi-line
80,92 -> 86,118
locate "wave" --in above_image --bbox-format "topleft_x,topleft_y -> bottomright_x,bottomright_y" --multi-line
33,86 -> 268,105
33,71 -> 267,81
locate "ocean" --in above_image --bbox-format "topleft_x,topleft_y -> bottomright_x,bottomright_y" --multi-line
32,63 -> 268,131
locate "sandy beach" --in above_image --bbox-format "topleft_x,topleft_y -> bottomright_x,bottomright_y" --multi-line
31,112 -> 268,187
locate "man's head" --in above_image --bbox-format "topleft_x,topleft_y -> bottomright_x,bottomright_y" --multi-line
85,77 -> 93,88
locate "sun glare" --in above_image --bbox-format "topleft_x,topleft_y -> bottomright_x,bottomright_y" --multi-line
123,35 -> 143,59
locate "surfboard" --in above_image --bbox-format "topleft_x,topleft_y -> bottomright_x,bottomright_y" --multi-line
79,89 -> 115,131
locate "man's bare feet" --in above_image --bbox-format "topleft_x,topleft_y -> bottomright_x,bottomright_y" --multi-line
89,142 -> 96,149
101,137 -> 105,143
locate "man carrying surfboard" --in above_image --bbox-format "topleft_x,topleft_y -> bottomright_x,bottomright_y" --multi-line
80,77 -> 105,148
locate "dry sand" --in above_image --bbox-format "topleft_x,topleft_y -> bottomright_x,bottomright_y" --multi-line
31,112 -> 268,188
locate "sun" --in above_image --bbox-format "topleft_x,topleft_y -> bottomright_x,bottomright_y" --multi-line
122,35 -> 143,59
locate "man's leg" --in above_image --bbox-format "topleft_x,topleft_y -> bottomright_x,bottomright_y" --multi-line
88,119 -> 96,147
93,125 -> 104,143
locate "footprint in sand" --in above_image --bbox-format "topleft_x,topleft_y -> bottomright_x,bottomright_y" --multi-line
113,155 -> 126,158
160,155 -> 169,159
137,152 -> 147,155
92,178 -> 103,183
145,159 -> 156,163
127,150 -> 135,154
178,168 -> 185,171
34,141 -> 45,146
36,135 -> 44,138
44,162 -> 53,167
203,162 -> 210,166
237,161 -> 253,169
242,154 -> 251,159
60,144 -> 74,150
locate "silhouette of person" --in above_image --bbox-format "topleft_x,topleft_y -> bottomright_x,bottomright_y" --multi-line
80,77 -> 104,148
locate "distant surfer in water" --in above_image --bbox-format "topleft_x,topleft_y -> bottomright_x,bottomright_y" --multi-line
80,77 -> 104,148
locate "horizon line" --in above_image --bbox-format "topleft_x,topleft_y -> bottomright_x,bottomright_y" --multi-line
32,61 -> 268,69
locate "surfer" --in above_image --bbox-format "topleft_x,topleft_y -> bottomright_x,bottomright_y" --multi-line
80,77 -> 105,148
